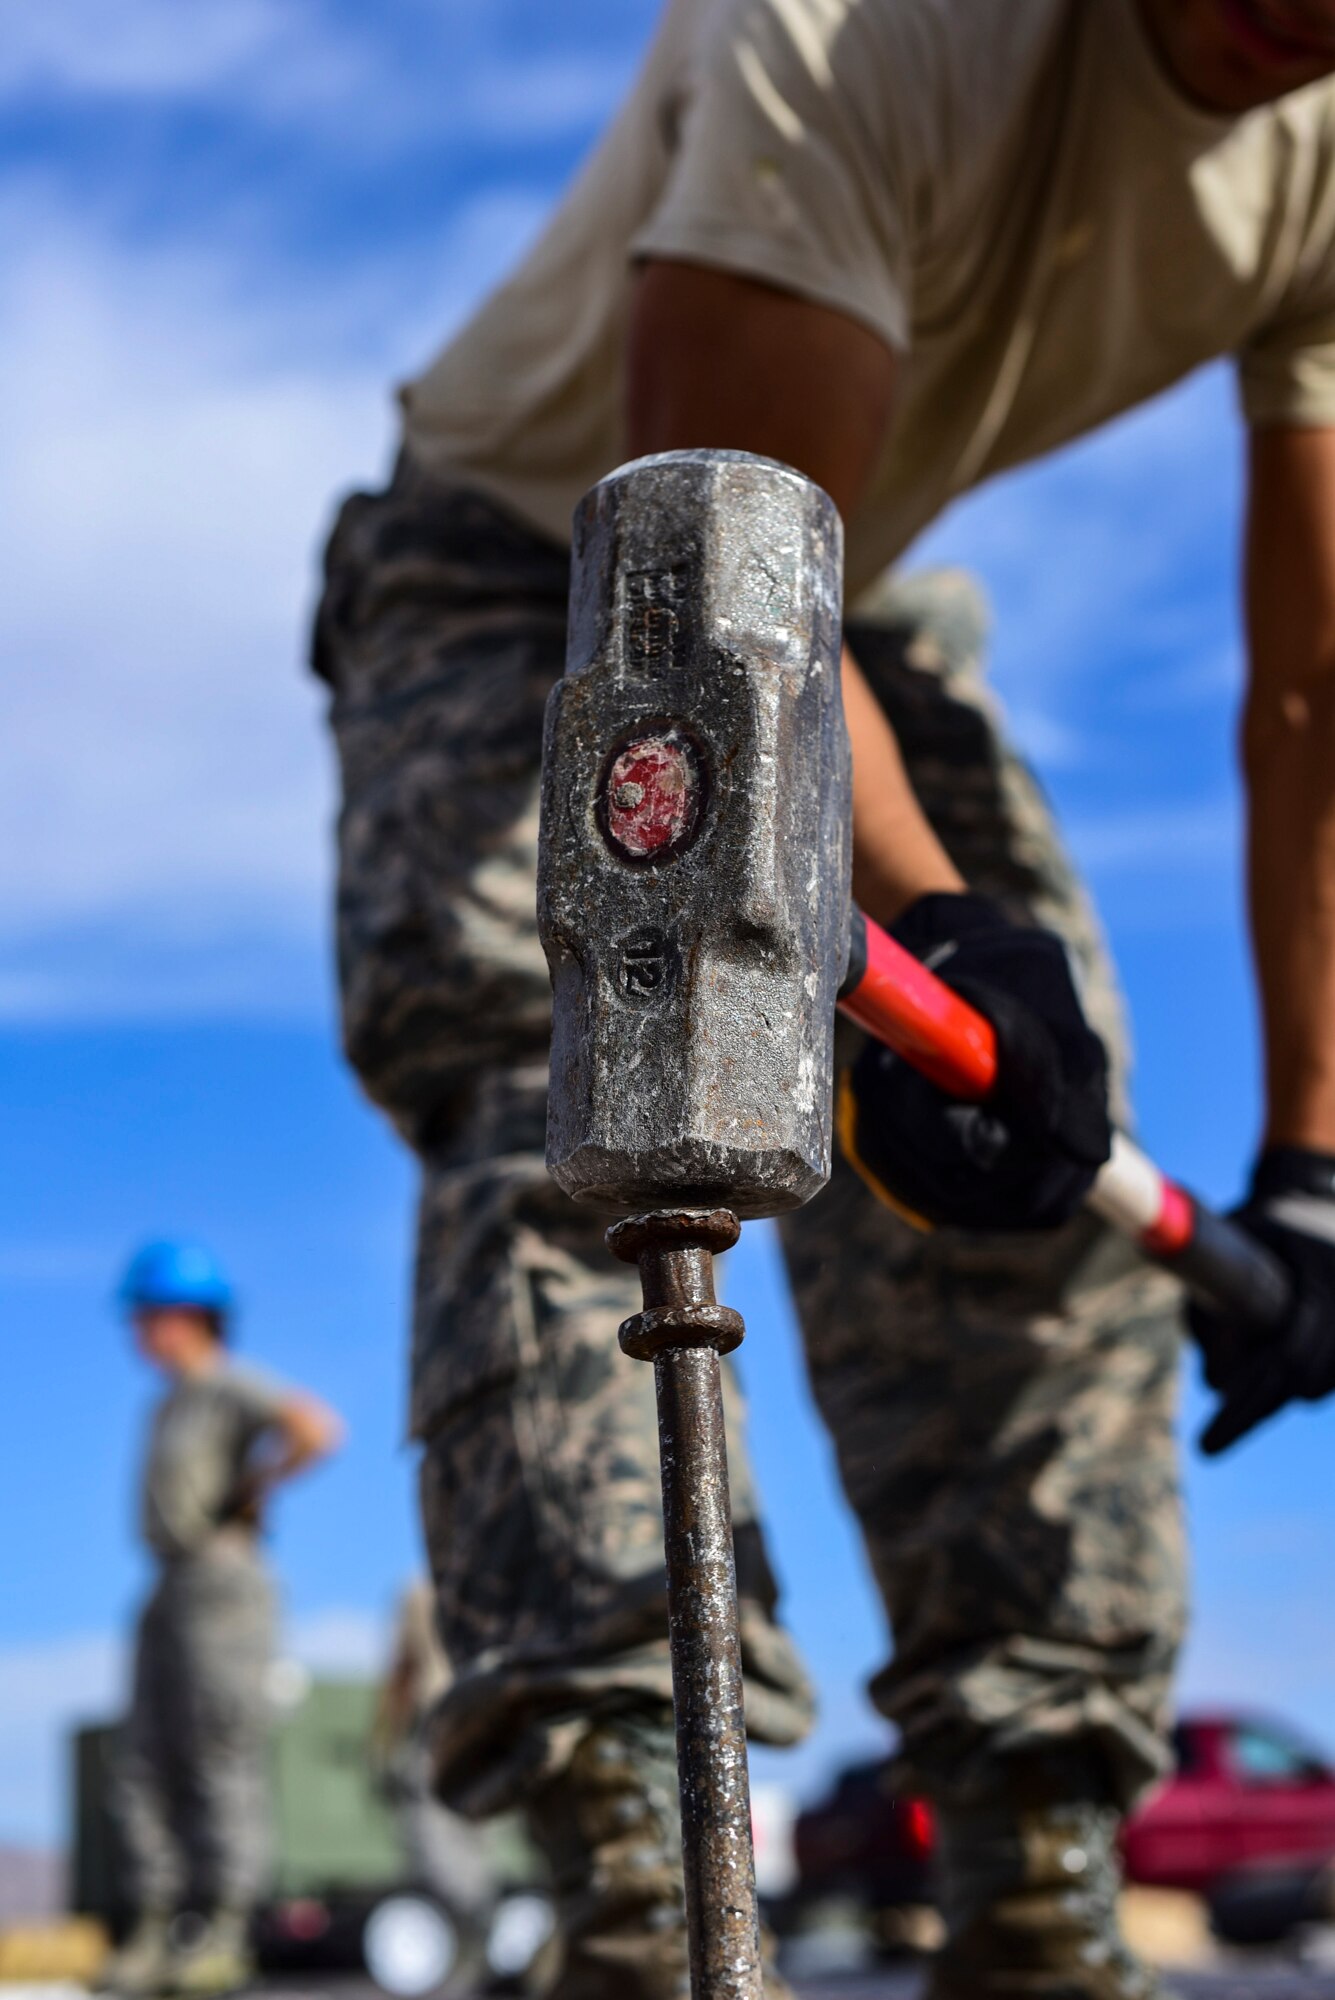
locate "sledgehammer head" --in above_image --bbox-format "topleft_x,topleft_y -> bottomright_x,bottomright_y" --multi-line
538,449 -> 851,1217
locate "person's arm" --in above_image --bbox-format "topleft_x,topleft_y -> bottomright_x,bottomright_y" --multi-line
628,259 -> 1111,1237
1244,425 -> 1335,1150
626,260 -> 963,925
233,1389 -> 345,1521
260,1391 -> 345,1489
1183,427 -> 1335,1453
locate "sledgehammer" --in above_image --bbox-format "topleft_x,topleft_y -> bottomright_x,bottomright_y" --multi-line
536,448 -> 1290,1999
539,449 -> 849,1998
838,911 -> 1292,1327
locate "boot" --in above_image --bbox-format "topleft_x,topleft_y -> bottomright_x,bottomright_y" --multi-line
525,1711 -> 793,1999
101,1911 -> 173,1995
166,1909 -> 255,1997
925,1796 -> 1168,2000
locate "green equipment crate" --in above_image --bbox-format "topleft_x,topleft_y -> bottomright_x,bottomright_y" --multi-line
269,1679 -> 402,1896
72,1678 -> 406,1923
268,1683 -> 538,1894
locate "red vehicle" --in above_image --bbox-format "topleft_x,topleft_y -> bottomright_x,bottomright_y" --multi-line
1122,1713 -> 1335,1894
790,1760 -> 936,1929
789,1712 -> 1335,1935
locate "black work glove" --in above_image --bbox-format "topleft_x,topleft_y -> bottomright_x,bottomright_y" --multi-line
839,892 -> 1112,1231
1188,1147 -> 1335,1456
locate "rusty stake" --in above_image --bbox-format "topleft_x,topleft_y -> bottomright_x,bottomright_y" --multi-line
608,1207 -> 761,2000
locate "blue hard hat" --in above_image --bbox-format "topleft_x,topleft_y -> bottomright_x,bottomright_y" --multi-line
118,1239 -> 235,1315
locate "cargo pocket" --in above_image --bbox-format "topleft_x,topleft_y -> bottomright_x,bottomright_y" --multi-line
847,588 -> 1133,1122
413,1157 -> 659,1660
315,477 -> 568,1148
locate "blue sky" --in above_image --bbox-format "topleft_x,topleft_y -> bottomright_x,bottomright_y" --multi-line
3,0 -> 1334,1848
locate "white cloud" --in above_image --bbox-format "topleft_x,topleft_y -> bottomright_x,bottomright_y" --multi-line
750,1685 -> 890,1810
287,1604 -> 388,1678
0,173 -> 547,1020
0,928 -> 334,1025
0,212 -> 364,980
1004,706 -> 1090,772
913,367 -> 1246,758
0,10 -> 626,890
0,1606 -> 394,1845
1069,799 -> 1239,874
0,1241 -> 119,1287
1121,643 -> 1243,714
1178,1599 -> 1335,1753
0,0 -> 617,1036
0,1632 -> 123,1846
0,5 -> 1248,1019
461,54 -> 642,143
0,0 -> 639,154
0,0 -> 291,97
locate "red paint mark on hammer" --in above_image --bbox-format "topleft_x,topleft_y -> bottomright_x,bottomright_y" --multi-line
603,730 -> 703,860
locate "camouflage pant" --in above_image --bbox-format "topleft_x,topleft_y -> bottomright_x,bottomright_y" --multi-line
315,458 -> 1186,1816
112,1545 -> 275,1911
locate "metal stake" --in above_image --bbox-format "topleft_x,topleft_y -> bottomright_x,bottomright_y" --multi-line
608,1208 -> 761,2000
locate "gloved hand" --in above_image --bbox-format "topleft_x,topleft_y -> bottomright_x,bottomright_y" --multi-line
1189,1147 -> 1335,1455
839,892 -> 1112,1231
220,1465 -> 269,1530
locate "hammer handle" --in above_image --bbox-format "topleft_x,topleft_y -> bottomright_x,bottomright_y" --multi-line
839,909 -> 1292,1333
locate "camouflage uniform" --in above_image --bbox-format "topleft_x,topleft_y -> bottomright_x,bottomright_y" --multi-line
374,1582 -> 497,1931
788,574 -> 1186,1811
114,1542 -> 275,1914
112,1363 -> 286,1919
314,455 -> 1186,1824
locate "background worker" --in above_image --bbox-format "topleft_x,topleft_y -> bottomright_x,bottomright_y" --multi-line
105,1240 -> 344,1998
314,0 -> 1335,1992
370,1581 -> 497,1981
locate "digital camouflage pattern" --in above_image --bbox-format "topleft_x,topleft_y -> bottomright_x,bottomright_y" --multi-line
409,1093 -> 813,1815
316,463 -> 813,1820
315,466 -> 566,1155
787,586 -> 1185,1810
927,1796 -> 1164,1999
314,456 -> 1185,1820
522,1707 -> 797,1999
112,1540 -> 275,1913
526,1711 -> 689,2000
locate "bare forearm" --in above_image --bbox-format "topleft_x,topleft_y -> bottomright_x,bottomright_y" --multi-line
843,644 -> 962,924
1246,677 -> 1335,1147
1245,425 -> 1335,1151
261,1439 -> 323,1486
626,261 -> 961,928
254,1398 -> 345,1498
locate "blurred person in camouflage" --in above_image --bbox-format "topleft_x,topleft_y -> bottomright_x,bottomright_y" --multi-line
370,1581 -> 497,1974
312,0 -> 1335,1992
104,1242 -> 344,1998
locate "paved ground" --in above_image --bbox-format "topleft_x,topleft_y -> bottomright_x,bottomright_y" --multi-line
785,1968 -> 1335,1997
220,1964 -> 1335,1998
11,1956 -> 1322,1998
11,1960 -> 1335,1998
13,1937 -> 1335,1996
776,1925 -> 1335,1997
797,1977 -> 1335,1998
789,1976 -> 1335,1998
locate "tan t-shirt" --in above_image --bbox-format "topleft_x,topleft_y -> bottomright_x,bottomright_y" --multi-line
401,0 -> 1335,596
140,1358 -> 288,1562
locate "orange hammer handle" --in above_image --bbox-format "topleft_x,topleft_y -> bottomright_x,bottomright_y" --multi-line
839,906 -> 998,1098
837,907 -> 1291,1333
